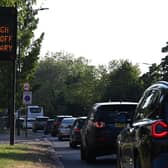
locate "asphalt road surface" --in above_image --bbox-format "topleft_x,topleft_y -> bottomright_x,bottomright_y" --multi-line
50,137 -> 117,168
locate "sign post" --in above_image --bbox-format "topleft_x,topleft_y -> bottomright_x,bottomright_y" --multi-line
23,83 -> 32,137
0,7 -> 17,145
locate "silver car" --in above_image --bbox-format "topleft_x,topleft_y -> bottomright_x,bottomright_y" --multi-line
57,117 -> 76,140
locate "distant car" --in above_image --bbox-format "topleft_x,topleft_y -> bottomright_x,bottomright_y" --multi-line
32,116 -> 49,132
44,119 -> 54,135
23,118 -> 35,129
117,81 -> 168,168
57,117 -> 76,141
51,115 -> 73,136
80,101 -> 137,163
69,116 -> 87,148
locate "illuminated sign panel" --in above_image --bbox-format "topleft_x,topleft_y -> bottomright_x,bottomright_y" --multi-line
0,7 -> 17,60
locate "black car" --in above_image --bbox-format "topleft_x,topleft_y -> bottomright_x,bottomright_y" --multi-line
44,118 -> 54,135
117,81 -> 168,168
69,116 -> 87,148
80,102 -> 137,163
32,116 -> 49,132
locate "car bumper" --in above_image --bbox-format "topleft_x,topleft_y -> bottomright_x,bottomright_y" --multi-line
152,153 -> 168,168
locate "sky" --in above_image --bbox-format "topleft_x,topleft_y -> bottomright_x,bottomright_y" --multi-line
35,0 -> 168,73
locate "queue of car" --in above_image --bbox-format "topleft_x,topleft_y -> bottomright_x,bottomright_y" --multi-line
18,80 -> 168,167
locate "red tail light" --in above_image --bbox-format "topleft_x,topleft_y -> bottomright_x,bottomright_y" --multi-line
93,121 -> 105,128
152,121 -> 168,138
74,128 -> 80,132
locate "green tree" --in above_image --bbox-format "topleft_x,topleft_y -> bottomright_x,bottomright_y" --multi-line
160,42 -> 168,81
140,63 -> 161,89
0,0 -> 44,109
104,60 -> 143,101
31,52 -> 102,117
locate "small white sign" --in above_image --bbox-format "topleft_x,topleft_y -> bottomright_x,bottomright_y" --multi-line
23,83 -> 30,91
23,91 -> 32,105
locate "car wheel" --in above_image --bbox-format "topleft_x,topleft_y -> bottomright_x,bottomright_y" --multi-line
51,131 -> 56,137
69,141 -> 77,148
117,158 -> 121,168
85,146 -> 96,163
44,131 -> 48,135
32,129 -> 36,132
58,135 -> 62,141
134,155 -> 141,168
80,143 -> 86,160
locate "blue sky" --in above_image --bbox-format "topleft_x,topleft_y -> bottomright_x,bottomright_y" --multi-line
35,0 -> 168,73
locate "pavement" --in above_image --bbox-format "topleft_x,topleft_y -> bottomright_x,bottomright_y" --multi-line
0,129 -> 64,168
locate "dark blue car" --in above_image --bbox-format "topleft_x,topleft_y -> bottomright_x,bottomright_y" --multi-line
117,81 -> 168,168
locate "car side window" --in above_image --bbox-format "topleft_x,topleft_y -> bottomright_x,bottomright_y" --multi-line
87,108 -> 95,121
89,111 -> 94,120
134,89 -> 160,121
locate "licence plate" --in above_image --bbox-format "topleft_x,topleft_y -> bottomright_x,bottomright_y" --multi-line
115,123 -> 125,128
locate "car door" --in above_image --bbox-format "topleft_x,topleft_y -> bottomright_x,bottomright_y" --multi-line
119,88 -> 161,168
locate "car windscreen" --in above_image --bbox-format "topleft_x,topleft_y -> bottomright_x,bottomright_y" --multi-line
96,105 -> 137,123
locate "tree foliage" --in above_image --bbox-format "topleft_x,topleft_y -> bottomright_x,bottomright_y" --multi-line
0,0 -> 44,109
31,56 -> 145,117
104,60 -> 143,102
31,52 -> 102,117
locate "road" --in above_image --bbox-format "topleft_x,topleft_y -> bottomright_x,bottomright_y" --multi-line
50,137 -> 117,168
0,130 -> 117,168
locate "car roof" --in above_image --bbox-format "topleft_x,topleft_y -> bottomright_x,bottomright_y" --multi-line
36,116 -> 49,119
76,116 -> 87,120
62,117 -> 76,121
56,115 -> 73,118
93,102 -> 138,110
147,81 -> 168,90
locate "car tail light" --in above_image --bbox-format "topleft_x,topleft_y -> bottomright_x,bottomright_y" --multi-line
74,128 -> 80,132
152,121 -> 168,138
53,121 -> 60,126
93,121 -> 105,128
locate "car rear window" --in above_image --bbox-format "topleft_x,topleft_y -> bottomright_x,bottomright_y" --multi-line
75,119 -> 86,128
96,105 -> 137,123
36,118 -> 48,121
30,108 -> 41,113
62,118 -> 75,125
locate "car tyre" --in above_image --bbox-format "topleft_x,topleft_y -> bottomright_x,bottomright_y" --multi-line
58,136 -> 62,141
51,132 -> 56,137
32,129 -> 36,132
85,146 -> 96,163
69,140 -> 77,148
80,143 -> 86,160
135,155 -> 141,168
117,158 -> 121,168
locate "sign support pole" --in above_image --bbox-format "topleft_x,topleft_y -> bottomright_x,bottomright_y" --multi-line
10,60 -> 16,145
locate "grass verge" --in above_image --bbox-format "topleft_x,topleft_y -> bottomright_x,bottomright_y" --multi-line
0,141 -> 56,168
